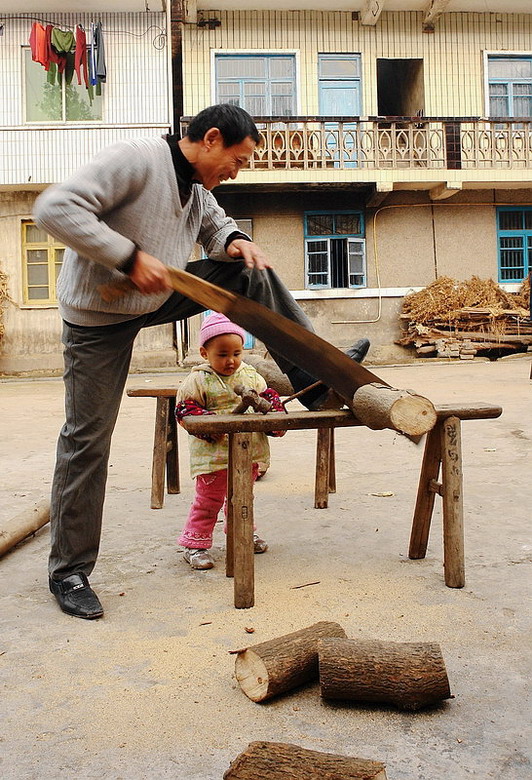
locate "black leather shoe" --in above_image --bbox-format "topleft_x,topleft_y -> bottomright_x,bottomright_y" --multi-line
345,337 -> 370,363
49,573 -> 104,619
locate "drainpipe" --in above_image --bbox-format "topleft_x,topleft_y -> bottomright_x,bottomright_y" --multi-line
170,0 -> 185,132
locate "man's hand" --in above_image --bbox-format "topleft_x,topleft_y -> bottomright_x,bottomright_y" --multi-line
128,250 -> 172,294
226,239 -> 272,270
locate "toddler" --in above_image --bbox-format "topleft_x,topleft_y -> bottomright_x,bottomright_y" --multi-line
176,312 -> 285,569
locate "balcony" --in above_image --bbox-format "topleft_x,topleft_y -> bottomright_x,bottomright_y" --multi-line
243,117 -> 532,171
181,115 -> 532,195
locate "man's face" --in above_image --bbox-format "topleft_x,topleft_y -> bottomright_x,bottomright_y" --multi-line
194,128 -> 256,190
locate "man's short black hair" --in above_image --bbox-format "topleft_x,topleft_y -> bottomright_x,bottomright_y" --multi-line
186,104 -> 260,146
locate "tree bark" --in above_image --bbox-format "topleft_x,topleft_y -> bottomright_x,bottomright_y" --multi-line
0,500 -> 50,558
235,621 -> 346,702
352,383 -> 437,436
223,741 -> 387,780
319,638 -> 451,711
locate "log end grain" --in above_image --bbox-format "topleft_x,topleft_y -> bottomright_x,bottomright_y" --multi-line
234,621 -> 347,703
235,650 -> 270,702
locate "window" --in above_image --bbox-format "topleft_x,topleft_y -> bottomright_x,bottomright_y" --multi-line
305,211 -> 365,289
22,221 -> 64,304
24,49 -> 103,122
215,54 -> 296,116
488,56 -> 532,118
497,208 -> 532,282
318,54 -> 361,116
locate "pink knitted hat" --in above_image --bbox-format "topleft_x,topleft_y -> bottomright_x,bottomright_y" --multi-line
199,312 -> 245,347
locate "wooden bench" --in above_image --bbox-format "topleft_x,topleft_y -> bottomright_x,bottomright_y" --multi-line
126,386 -> 337,510
126,387 -> 180,509
181,402 -> 502,608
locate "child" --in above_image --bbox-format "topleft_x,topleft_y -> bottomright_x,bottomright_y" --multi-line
176,312 -> 285,570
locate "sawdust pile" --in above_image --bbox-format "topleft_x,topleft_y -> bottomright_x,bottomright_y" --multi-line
399,275 -> 531,358
0,268 -> 9,344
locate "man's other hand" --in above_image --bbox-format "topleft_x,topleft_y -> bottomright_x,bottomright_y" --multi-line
226,239 -> 272,270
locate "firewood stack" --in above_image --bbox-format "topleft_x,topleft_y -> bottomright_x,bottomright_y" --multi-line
397,275 -> 531,359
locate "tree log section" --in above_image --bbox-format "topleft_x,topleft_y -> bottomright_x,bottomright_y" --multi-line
352,383 -> 437,436
319,638 -> 451,711
235,621 -> 346,702
223,741 -> 387,780
0,500 -> 50,558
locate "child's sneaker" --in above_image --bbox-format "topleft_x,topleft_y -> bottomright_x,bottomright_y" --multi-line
183,548 -> 214,569
253,533 -> 268,554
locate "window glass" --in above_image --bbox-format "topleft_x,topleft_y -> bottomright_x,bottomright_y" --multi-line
489,58 -> 532,79
319,56 -> 360,79
25,49 -> 103,122
22,221 -> 64,304
305,212 -> 365,289
497,208 -> 531,282
499,210 -> 523,230
25,52 -> 61,121
216,54 -> 296,116
336,213 -> 361,235
307,215 -> 334,235
488,56 -> 532,118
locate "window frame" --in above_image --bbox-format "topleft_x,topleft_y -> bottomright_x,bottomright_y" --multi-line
211,49 -> 300,115
21,220 -> 64,305
496,207 -> 532,283
484,51 -> 532,118
304,210 -> 366,290
23,46 -> 104,125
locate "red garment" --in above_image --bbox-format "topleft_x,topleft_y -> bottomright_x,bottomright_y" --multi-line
45,25 -> 63,73
29,22 -> 48,67
74,25 -> 89,87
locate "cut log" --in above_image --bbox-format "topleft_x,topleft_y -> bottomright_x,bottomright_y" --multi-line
235,621 -> 346,702
0,500 -> 50,558
319,638 -> 451,711
223,741 -> 387,780
352,383 -> 437,436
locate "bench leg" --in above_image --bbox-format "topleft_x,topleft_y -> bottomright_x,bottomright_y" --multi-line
151,397 -> 168,509
441,416 -> 465,588
226,440 -> 234,579
328,428 -> 336,494
409,422 -> 442,559
315,428 -> 331,509
165,396 -> 180,495
229,433 -> 255,608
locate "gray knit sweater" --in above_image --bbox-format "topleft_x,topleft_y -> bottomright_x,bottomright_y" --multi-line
33,137 -> 243,326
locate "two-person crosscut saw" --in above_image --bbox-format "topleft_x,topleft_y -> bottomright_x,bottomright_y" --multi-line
99,266 -> 436,439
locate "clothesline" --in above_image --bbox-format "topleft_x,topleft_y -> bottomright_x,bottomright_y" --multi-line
29,21 -> 106,97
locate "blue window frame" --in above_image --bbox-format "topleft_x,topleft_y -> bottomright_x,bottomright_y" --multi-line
488,56 -> 532,117
215,54 -> 296,116
496,207 -> 532,282
304,211 -> 365,289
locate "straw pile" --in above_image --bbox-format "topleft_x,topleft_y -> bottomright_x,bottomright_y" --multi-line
398,275 -> 531,358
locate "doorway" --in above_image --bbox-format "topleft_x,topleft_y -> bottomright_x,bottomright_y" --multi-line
377,58 -> 424,116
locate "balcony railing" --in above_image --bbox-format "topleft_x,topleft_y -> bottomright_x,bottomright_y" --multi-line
182,117 -> 532,171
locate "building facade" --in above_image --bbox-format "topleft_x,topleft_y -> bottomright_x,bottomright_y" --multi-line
0,1 -> 531,372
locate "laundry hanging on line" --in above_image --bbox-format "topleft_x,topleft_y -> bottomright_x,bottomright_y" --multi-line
29,21 -> 106,95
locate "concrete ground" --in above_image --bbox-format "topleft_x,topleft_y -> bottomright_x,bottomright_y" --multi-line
0,356 -> 531,780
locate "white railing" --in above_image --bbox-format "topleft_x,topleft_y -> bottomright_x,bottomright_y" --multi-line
182,117 -> 532,171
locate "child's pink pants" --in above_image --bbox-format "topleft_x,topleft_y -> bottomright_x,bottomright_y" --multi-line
178,464 -> 259,549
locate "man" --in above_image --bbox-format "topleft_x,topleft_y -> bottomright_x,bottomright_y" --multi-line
34,104 -> 368,619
